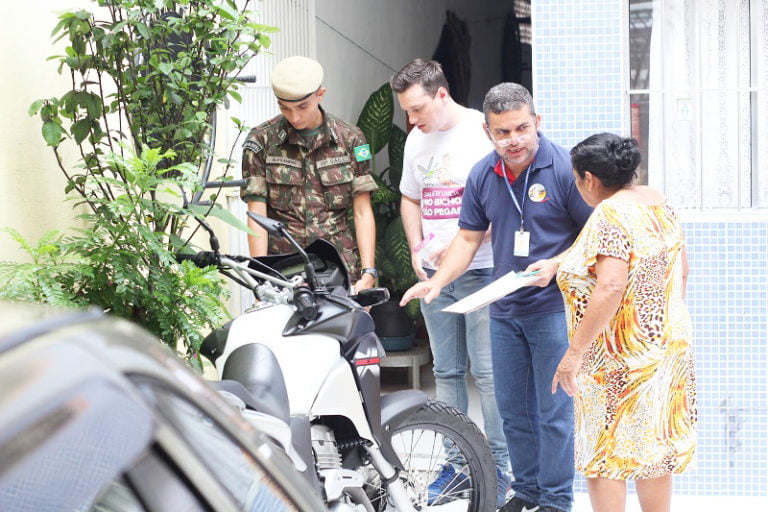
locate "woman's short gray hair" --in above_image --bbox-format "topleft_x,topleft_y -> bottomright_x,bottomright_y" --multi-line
482,83 -> 536,119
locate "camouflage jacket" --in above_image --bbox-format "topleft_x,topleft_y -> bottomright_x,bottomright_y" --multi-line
241,109 -> 377,277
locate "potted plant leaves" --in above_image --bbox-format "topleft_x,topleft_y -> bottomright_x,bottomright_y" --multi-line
356,84 -> 419,350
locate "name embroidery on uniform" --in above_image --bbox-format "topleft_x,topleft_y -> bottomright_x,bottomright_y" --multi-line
243,140 -> 263,154
266,155 -> 302,167
317,156 -> 352,168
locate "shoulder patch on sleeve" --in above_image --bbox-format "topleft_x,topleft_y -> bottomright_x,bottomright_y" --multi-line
353,144 -> 371,162
243,140 -> 263,154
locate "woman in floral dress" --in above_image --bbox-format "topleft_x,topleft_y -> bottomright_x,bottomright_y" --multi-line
527,133 -> 696,512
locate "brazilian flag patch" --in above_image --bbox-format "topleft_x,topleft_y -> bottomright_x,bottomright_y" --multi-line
354,144 -> 372,162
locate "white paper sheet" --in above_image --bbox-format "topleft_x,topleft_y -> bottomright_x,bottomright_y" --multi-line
441,271 -> 540,314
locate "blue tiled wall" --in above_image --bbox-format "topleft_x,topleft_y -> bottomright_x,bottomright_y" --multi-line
680,220 -> 768,495
533,0 -> 625,149
533,0 -> 768,497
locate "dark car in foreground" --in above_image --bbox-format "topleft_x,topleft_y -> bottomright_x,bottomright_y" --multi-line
0,302 -> 326,512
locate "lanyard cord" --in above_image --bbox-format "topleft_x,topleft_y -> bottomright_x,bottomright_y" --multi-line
501,159 -> 533,230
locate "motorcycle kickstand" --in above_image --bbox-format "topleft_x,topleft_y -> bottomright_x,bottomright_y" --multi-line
363,445 -> 417,512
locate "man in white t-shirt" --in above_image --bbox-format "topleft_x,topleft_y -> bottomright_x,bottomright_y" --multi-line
391,59 -> 510,508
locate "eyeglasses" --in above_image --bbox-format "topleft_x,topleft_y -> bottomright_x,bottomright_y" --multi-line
486,128 -> 533,147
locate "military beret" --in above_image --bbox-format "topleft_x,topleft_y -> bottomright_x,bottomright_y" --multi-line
271,56 -> 324,102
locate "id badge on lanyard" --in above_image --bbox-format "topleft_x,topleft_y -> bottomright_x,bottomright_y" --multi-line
514,229 -> 530,257
502,160 -> 532,257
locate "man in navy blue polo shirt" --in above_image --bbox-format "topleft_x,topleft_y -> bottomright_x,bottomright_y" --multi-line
401,82 -> 592,512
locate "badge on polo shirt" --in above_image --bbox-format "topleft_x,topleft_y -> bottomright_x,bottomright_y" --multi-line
528,183 -> 547,202
354,144 -> 371,162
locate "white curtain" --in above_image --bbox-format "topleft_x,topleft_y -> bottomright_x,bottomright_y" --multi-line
647,0 -> 768,209
757,0 -> 768,207
647,0 -> 696,207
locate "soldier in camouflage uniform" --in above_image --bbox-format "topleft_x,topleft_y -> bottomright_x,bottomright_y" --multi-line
241,56 -> 379,290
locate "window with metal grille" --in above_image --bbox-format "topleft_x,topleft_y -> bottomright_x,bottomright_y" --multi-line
628,0 -> 767,209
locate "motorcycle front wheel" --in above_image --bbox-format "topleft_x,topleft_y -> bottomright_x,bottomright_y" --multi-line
368,399 -> 497,512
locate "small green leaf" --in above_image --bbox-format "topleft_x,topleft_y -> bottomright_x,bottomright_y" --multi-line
37,243 -> 60,255
135,22 -> 150,40
28,99 -> 45,117
42,121 -> 64,147
83,93 -> 103,118
40,102 -> 58,122
228,89 -> 242,103
51,17 -> 68,38
71,119 -> 91,144
76,20 -> 91,36
158,62 -> 174,75
215,3 -> 237,21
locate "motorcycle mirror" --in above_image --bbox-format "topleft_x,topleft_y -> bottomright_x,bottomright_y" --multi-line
246,211 -> 286,238
246,211 -> 319,290
351,287 -> 390,308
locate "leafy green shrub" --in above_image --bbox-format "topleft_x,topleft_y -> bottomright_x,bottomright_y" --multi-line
2,0 -> 277,362
0,147 -> 229,361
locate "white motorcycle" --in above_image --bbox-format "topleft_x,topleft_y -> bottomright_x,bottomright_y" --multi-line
180,207 -> 496,511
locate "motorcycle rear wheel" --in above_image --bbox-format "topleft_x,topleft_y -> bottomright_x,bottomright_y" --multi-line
369,399 -> 497,512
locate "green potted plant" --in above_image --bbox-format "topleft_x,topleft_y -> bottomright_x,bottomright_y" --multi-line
356,84 -> 419,350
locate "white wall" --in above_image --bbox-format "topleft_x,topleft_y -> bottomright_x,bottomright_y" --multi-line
316,0 -> 517,128
0,0 -> 90,261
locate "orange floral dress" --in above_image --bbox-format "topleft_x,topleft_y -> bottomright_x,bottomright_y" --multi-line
556,198 -> 697,479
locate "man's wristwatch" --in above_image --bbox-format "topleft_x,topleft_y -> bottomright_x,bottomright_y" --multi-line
361,268 -> 378,280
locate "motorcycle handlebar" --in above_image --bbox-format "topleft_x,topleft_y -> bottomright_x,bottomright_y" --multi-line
175,251 -> 220,268
177,252 -> 318,318
293,286 -> 318,321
